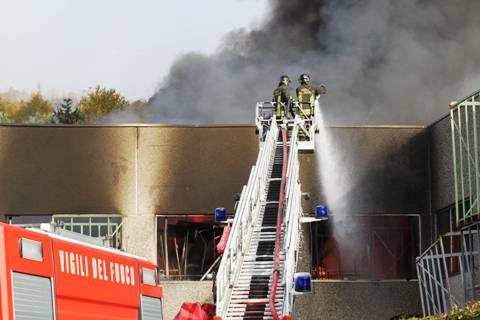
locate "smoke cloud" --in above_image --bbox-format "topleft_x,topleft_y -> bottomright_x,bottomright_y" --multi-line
111,0 -> 480,125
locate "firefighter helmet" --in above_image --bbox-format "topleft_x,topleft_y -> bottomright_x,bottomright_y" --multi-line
279,75 -> 291,85
298,73 -> 311,84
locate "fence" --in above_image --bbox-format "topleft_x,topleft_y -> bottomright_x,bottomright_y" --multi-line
416,221 -> 480,316
451,90 -> 480,226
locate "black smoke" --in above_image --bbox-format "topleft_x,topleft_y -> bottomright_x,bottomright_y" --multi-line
113,0 -> 480,125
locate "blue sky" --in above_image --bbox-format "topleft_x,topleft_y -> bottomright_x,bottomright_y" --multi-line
0,0 -> 268,100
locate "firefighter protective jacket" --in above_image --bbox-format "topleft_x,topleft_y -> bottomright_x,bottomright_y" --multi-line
273,84 -> 293,117
296,84 -> 326,116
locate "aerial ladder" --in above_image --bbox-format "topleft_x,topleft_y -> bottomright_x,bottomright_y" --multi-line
215,100 -> 320,320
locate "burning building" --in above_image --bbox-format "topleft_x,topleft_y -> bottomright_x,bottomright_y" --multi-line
0,117 -> 441,319
1,0 -> 480,318
2,90 -> 478,319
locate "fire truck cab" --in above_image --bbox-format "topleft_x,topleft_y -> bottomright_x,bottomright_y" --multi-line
0,223 -> 164,320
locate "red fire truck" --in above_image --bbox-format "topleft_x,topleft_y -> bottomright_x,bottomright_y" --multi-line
0,222 -> 164,320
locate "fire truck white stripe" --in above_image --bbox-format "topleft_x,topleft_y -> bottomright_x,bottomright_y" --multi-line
27,228 -> 149,262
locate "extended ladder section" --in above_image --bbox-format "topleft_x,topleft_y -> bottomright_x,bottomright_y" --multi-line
216,118 -> 304,320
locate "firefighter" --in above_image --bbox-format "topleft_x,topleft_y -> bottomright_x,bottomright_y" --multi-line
296,74 -> 327,139
296,73 -> 326,117
272,75 -> 294,119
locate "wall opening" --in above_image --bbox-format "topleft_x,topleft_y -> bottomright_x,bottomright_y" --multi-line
156,215 -> 222,280
311,214 -> 420,280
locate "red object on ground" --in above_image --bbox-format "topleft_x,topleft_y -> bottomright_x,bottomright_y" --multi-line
202,303 -> 216,317
0,223 -> 163,320
270,128 -> 289,320
174,303 -> 215,320
216,224 -> 231,254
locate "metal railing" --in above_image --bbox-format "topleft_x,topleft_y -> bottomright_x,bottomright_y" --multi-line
450,90 -> 480,226
215,121 -> 279,317
52,214 -> 123,249
255,99 -> 320,152
416,89 -> 480,316
416,221 -> 480,316
282,122 -> 302,316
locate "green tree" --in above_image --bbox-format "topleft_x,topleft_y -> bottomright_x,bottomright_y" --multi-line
0,111 -> 9,123
14,93 -> 53,123
80,86 -> 129,119
0,96 -> 22,121
54,98 -> 84,124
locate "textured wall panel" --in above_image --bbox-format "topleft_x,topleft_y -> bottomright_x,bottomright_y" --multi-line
0,126 -> 137,215
137,126 -> 258,214
429,116 -> 455,211
300,127 -> 428,215
295,280 -> 421,320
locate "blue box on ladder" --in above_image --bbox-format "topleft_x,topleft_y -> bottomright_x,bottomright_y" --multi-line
315,205 -> 328,219
215,207 -> 227,222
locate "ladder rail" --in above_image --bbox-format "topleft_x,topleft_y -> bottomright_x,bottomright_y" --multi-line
282,123 -> 302,315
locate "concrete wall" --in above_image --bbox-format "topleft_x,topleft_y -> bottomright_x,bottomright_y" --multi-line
161,279 -> 422,320
0,126 -> 138,216
161,281 -> 213,320
298,126 -> 430,266
429,115 -> 454,212
0,125 -> 258,216
0,124 -> 431,261
428,111 -> 480,214
0,125 -> 258,260
300,127 -> 429,216
0,125 -> 429,216
0,124 -> 432,318
136,126 -> 258,215
295,280 -> 422,320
